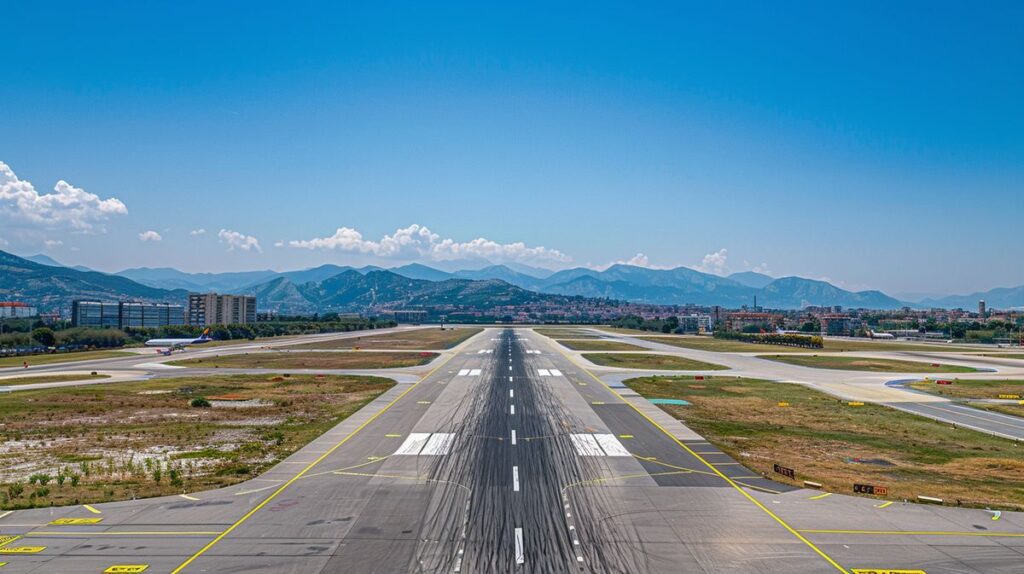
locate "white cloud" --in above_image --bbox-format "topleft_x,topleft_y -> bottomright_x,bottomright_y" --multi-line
44,239 -> 63,250
694,248 -> 729,275
138,230 -> 162,242
289,224 -> 571,266
274,241 -> 284,248
189,228 -> 206,236
0,161 -> 127,232
752,262 -> 771,274
594,253 -> 675,271
0,237 -> 7,246
218,229 -> 262,252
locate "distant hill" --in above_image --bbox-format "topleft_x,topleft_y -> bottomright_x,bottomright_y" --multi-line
116,267 -> 279,292
24,253 -> 95,273
759,276 -> 904,309
390,263 -> 454,282
246,269 -> 566,314
0,250 -> 185,311
920,286 -> 1024,311
728,271 -> 775,289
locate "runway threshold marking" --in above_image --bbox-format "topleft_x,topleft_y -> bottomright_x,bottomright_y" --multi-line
551,346 -> 851,574
169,345 -> 464,574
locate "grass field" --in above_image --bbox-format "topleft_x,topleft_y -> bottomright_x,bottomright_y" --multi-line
0,350 -> 133,367
625,375 -> 1024,508
0,374 -> 394,509
557,339 -> 646,351
583,353 -> 727,370
288,327 -> 482,350
910,378 -> 1024,400
169,351 -> 437,369
757,354 -> 978,373
626,334 -> 980,354
0,374 -> 110,386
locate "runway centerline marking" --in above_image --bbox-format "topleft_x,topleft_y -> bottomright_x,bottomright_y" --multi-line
513,466 -> 520,492
169,342 -> 465,574
510,404 -> 516,415
511,429 -> 517,445
514,527 -> 525,565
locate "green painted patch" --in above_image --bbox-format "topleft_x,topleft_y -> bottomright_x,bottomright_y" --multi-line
648,398 -> 690,406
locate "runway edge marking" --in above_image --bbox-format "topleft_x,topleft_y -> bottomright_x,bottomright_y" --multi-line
548,337 -> 851,574
169,339 -> 469,573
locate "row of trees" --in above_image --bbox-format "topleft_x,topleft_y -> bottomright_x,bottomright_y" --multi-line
714,331 -> 824,348
610,315 -> 687,333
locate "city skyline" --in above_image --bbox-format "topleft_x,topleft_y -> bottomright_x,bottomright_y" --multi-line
2,2 -> 1022,295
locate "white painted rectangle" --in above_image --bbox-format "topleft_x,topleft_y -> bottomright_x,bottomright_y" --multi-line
538,369 -> 551,377
420,433 -> 455,456
514,527 -> 524,564
569,433 -> 604,456
394,433 -> 432,456
469,369 -> 482,376
510,404 -> 516,415
458,369 -> 470,377
511,429 -> 517,445
550,369 -> 563,377
512,466 -> 520,492
509,389 -> 514,398
594,434 -> 631,457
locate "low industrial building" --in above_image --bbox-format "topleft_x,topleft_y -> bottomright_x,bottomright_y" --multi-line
0,302 -> 37,318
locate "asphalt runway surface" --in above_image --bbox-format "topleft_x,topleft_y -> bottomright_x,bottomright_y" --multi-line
3,327 -> 1024,572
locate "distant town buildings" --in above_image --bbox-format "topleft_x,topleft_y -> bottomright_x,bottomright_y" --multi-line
819,314 -> 862,336
71,300 -> 185,329
0,302 -> 37,319
979,300 -> 987,316
187,293 -> 257,326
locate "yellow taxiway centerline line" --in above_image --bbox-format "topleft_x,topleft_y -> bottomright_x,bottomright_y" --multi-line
550,339 -> 850,574
809,492 -> 833,500
26,531 -> 221,537
169,344 -> 464,574
82,505 -> 101,514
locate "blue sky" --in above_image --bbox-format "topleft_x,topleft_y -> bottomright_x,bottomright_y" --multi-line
1,1 -> 1021,296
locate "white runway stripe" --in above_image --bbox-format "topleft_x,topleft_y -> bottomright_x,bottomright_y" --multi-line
538,369 -> 551,376
550,369 -> 563,377
569,434 -> 605,456
394,433 -> 432,455
420,433 -> 455,456
594,434 -> 631,456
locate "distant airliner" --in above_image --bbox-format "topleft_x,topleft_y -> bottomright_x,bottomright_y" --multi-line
866,329 -> 896,340
145,328 -> 213,352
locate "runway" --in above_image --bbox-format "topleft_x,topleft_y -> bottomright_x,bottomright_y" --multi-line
2,328 -> 1024,572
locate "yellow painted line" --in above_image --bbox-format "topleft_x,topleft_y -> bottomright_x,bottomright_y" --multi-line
0,537 -> 18,548
809,492 -> 834,500
0,562 -> 6,567
104,566 -> 149,574
618,434 -> 633,439
851,570 -> 925,574
49,518 -> 103,525
801,529 -> 1024,538
170,347 -> 461,574
384,433 -> 402,438
179,494 -> 200,501
83,504 -> 102,514
0,511 -> 11,520
551,345 -> 850,574
591,401 -> 606,405
416,400 -> 431,404
0,546 -> 45,554
875,501 -> 894,509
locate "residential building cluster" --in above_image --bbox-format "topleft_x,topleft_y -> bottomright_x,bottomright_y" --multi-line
68,292 -> 258,329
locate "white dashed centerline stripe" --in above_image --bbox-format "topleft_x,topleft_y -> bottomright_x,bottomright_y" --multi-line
514,527 -> 525,565
513,466 -> 520,492
510,404 -> 516,415
509,389 -> 514,398
511,429 -> 517,445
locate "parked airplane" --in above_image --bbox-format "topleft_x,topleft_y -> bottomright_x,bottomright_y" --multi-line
145,328 -> 213,352
866,329 -> 896,340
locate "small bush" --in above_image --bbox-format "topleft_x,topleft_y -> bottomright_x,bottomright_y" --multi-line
190,398 -> 212,408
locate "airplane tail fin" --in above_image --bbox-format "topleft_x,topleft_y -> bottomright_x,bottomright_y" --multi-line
200,328 -> 211,339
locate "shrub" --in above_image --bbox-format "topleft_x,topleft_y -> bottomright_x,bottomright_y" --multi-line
190,398 -> 212,408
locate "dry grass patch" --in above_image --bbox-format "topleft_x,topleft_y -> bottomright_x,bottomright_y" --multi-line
0,350 -> 132,367
758,354 -> 978,373
909,379 -> 1024,400
534,328 -> 602,339
0,374 -> 109,386
633,335 -> 979,354
289,327 -> 482,350
0,374 -> 393,510
583,353 -> 726,370
170,351 -> 437,370
626,375 -> 1024,509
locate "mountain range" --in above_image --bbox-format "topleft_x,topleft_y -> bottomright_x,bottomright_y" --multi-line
4,249 -> 1021,313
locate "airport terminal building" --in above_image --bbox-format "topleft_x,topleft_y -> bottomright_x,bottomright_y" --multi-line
71,300 -> 186,329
